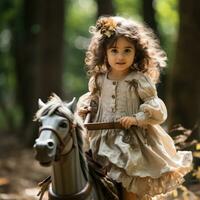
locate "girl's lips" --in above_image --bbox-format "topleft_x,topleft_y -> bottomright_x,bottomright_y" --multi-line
116,62 -> 125,65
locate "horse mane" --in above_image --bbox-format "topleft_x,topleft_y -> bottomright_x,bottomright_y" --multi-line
34,94 -> 89,180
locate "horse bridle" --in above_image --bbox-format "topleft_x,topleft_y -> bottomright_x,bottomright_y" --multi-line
38,123 -> 92,200
39,122 -> 75,160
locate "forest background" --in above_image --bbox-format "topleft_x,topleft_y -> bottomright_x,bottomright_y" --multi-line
0,0 -> 199,199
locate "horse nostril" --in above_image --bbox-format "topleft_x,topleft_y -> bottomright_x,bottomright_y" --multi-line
47,141 -> 55,148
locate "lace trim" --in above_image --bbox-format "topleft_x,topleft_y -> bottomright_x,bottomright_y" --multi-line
108,165 -> 192,198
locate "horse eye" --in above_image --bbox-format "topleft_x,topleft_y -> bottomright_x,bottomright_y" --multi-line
38,121 -> 42,127
59,122 -> 68,128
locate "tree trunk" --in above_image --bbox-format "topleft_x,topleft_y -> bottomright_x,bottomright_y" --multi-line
141,0 -> 159,38
141,0 -> 166,101
95,0 -> 116,18
169,0 -> 200,129
13,0 -> 66,146
13,0 -> 40,130
38,0 -> 65,100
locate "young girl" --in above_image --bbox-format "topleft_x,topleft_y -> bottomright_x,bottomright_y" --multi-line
77,16 -> 192,200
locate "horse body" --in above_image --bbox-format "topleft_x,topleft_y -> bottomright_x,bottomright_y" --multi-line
33,95 -> 108,200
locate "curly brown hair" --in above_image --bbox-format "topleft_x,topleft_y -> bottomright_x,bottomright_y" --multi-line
85,16 -> 167,86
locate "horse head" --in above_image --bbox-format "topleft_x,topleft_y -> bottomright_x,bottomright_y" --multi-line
33,94 -> 77,166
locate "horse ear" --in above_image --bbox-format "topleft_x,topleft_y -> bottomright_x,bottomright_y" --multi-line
67,97 -> 76,113
38,98 -> 46,108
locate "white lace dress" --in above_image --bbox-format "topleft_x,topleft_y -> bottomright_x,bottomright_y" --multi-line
78,71 -> 192,199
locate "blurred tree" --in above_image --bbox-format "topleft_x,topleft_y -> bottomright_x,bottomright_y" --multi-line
169,0 -> 200,129
0,0 -> 19,130
63,0 -> 96,98
12,0 -> 66,145
38,0 -> 65,100
12,0 -> 40,138
95,0 -> 116,17
141,0 -> 167,101
142,0 -> 159,38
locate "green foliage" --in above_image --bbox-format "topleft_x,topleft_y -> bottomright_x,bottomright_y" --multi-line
0,0 -> 22,129
64,0 -> 96,97
155,0 -> 179,66
114,0 -> 141,20
0,0 -> 19,30
156,0 -> 179,35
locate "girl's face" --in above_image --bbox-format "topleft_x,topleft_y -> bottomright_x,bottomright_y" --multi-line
106,37 -> 135,74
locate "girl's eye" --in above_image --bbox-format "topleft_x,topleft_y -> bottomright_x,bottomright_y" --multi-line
124,48 -> 132,53
59,121 -> 68,128
110,49 -> 118,54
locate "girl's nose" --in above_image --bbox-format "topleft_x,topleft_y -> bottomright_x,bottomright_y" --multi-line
117,52 -> 124,60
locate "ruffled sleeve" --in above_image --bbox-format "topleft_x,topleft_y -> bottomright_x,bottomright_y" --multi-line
76,74 -> 104,119
76,92 -> 91,115
134,72 -> 167,126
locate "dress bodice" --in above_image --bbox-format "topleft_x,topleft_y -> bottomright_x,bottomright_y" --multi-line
98,72 -> 140,122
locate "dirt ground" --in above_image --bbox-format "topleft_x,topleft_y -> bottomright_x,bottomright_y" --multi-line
0,133 -> 199,200
0,133 -> 50,200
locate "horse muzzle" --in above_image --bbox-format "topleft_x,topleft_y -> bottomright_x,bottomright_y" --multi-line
34,139 -> 56,166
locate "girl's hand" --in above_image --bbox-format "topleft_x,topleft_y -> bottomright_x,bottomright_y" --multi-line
78,106 -> 92,118
119,116 -> 137,129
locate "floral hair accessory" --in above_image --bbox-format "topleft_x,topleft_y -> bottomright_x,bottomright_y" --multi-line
96,17 -> 117,38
